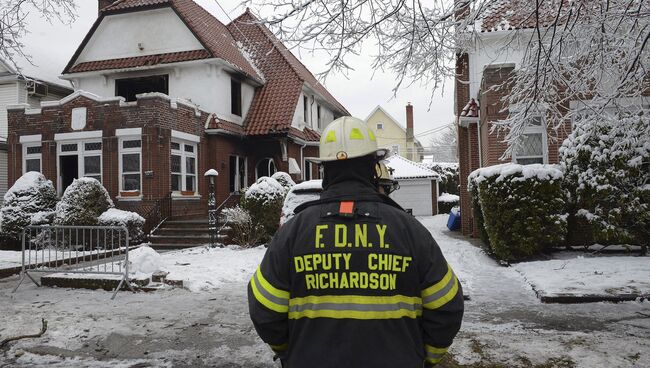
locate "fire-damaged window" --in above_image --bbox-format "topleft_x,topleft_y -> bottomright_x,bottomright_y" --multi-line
229,155 -> 247,193
231,79 -> 242,116
256,158 -> 276,179
116,74 -> 169,102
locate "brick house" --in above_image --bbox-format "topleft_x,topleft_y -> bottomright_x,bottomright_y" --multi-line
455,2 -> 580,237
6,0 -> 347,221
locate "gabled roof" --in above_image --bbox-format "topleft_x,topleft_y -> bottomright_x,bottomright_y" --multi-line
64,0 -> 263,82
475,0 -> 572,33
385,154 -> 441,180
227,10 -> 348,136
365,105 -> 407,132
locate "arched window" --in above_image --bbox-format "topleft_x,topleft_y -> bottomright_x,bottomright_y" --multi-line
256,158 -> 277,178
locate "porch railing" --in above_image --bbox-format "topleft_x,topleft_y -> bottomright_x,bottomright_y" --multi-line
143,192 -> 172,238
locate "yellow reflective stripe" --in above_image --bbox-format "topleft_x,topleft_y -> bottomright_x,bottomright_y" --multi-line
423,276 -> 458,310
326,130 -> 337,142
367,129 -> 376,141
349,127 -> 365,140
289,309 -> 421,320
425,345 -> 448,365
288,294 -> 422,320
256,267 -> 289,299
425,345 -> 448,354
250,274 -> 289,313
422,264 -> 453,298
290,294 -> 421,306
270,343 -> 288,352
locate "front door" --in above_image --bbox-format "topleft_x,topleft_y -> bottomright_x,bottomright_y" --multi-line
60,155 -> 78,194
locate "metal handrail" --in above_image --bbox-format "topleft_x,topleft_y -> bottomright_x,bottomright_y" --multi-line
143,192 -> 172,237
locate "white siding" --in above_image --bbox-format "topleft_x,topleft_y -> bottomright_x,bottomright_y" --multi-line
0,82 -> 19,140
0,150 -> 7,200
75,64 -> 255,123
390,180 -> 433,216
77,8 -> 204,63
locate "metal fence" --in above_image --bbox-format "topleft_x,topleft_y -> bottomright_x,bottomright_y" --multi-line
12,225 -> 136,299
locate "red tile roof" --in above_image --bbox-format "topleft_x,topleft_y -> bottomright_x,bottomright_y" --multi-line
68,50 -> 210,73
289,127 -> 321,142
205,115 -> 245,136
66,0 -> 262,82
476,0 -> 571,33
227,11 -> 348,136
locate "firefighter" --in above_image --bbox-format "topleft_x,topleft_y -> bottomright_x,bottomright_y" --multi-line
248,116 -> 464,367
375,161 -> 399,195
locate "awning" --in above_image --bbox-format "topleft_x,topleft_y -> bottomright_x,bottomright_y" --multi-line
288,158 -> 301,174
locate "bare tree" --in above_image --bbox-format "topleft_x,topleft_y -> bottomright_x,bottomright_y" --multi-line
245,0 -> 650,153
0,0 -> 77,72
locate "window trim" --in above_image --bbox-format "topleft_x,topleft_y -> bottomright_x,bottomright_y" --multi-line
512,116 -> 548,165
303,159 -> 312,181
118,136 -> 142,197
23,142 -> 42,174
255,157 -> 277,180
377,123 -> 384,130
56,138 -> 104,196
229,155 -> 248,193
171,139 -> 198,196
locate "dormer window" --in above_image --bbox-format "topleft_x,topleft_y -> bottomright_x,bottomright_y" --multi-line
116,74 -> 168,102
231,79 -> 242,116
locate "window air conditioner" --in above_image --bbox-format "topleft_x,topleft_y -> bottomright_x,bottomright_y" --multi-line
26,80 -> 48,97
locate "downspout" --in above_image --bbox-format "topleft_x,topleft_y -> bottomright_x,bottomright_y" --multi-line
477,118 -> 482,167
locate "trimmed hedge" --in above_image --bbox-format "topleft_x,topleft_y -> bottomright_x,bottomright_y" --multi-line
469,164 -> 567,261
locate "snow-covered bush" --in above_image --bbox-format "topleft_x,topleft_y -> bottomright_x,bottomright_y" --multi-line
242,176 -> 286,240
220,205 -> 264,247
469,164 -> 567,261
127,245 -> 161,277
0,172 -> 57,240
425,162 -> 459,195
271,171 -> 295,192
54,177 -> 114,226
98,208 -> 146,245
437,192 -> 460,214
560,112 -> 650,253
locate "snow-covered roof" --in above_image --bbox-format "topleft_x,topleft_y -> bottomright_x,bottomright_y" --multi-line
385,154 -> 441,180
0,57 -> 72,90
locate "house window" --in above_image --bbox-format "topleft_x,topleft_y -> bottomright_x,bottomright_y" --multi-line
514,116 -> 547,165
304,160 -> 312,181
119,138 -> 141,193
171,140 -> 197,195
376,123 -> 384,130
229,155 -> 247,193
392,144 -> 399,155
23,144 -> 42,173
115,74 -> 168,102
256,158 -> 276,179
231,79 -> 242,116
303,95 -> 309,124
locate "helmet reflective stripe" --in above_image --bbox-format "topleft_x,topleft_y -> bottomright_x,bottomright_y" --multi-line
313,116 -> 387,162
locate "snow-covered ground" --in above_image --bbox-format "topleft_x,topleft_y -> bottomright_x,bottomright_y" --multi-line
1,215 -> 649,367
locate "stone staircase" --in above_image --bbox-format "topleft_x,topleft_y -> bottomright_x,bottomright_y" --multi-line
149,219 -> 228,250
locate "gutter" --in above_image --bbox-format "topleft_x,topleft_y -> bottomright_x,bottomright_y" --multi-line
204,128 -> 244,138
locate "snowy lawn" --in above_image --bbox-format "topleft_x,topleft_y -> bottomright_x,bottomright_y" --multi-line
160,245 -> 266,292
514,256 -> 650,298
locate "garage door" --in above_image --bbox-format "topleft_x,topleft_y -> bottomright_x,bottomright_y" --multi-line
390,180 -> 432,216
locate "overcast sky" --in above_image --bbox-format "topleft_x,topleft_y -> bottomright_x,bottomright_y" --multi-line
19,0 -> 454,145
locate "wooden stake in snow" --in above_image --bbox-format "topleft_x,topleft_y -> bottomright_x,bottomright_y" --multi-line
0,319 -> 48,348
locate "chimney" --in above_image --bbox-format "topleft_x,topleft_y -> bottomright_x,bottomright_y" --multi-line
98,0 -> 115,16
406,103 -> 414,160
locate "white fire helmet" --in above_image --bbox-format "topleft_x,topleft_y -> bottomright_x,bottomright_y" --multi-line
309,116 -> 389,162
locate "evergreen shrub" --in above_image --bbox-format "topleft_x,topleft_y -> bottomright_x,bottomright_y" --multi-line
469,163 -> 567,261
241,176 -> 286,241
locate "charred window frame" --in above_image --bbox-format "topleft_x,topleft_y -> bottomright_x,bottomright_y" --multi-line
115,74 -> 169,102
231,78 -> 242,116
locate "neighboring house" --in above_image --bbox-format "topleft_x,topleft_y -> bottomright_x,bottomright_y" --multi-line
455,1 -> 649,237
0,59 -> 72,199
6,0 -> 347,219
365,104 -> 424,162
385,154 -> 440,216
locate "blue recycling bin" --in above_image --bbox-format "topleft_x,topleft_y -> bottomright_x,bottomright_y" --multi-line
446,209 -> 461,231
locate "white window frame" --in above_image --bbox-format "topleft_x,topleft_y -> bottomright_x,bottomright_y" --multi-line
377,123 -> 384,130
23,143 -> 42,173
513,116 -> 548,165
118,136 -> 142,196
256,157 -> 277,179
229,155 -> 248,193
303,159 -> 313,181
171,139 -> 198,196
57,139 -> 103,195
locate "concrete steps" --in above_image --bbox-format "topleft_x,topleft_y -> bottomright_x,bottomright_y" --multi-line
149,219 -> 230,250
